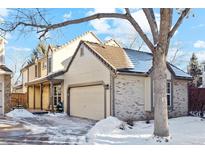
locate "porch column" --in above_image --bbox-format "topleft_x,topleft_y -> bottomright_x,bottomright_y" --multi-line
40,83 -> 43,110
33,85 -> 35,109
49,81 -> 54,112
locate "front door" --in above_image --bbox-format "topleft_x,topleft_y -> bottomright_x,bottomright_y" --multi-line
0,82 -> 3,115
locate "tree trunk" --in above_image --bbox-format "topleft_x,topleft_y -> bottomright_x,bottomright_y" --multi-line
153,47 -> 169,137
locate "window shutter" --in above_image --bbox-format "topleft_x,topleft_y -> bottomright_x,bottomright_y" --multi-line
144,77 -> 151,111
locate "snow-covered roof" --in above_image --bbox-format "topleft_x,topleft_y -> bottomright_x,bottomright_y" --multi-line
120,48 -> 192,79
169,63 -> 192,78
121,48 -> 153,73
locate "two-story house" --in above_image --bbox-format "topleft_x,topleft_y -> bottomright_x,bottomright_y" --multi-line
20,31 -> 101,111
0,38 -> 12,115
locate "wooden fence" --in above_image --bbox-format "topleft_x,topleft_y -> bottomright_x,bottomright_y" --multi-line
10,93 -> 28,109
188,87 -> 205,112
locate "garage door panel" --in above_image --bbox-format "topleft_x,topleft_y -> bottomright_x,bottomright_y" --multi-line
70,85 -> 104,120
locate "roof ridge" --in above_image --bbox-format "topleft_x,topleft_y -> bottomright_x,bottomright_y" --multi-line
53,31 -> 101,51
123,47 -> 153,55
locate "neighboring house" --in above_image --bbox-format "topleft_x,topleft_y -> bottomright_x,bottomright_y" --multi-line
200,61 -> 205,87
0,38 -> 12,115
49,41 -> 191,121
18,31 -> 101,111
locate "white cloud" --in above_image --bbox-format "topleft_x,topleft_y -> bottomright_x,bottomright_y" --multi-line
0,8 -> 9,24
0,8 -> 9,17
7,46 -> 31,52
63,12 -> 72,20
194,40 -> 205,48
192,24 -> 205,29
87,8 -> 159,50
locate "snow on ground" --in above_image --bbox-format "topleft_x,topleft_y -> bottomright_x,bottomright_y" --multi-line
12,113 -> 95,144
6,109 -> 36,118
86,116 -> 205,145
2,110 -> 205,145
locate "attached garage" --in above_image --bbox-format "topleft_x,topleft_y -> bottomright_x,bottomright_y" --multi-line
69,84 -> 105,120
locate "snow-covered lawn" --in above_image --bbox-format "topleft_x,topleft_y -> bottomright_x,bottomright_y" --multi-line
1,109 -> 205,145
86,116 -> 205,145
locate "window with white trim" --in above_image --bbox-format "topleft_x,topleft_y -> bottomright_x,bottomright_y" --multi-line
152,80 -> 172,108
53,85 -> 61,106
167,81 -> 172,107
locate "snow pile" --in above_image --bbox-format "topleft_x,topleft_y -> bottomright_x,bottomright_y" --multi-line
6,109 -> 35,118
86,116 -> 205,145
86,116 -> 124,143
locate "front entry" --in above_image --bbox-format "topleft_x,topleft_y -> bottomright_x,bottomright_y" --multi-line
69,85 -> 105,120
0,82 -> 3,115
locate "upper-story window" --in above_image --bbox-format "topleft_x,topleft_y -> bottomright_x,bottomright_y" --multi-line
48,57 -> 52,73
80,47 -> 84,57
35,65 -> 38,77
42,61 -> 47,70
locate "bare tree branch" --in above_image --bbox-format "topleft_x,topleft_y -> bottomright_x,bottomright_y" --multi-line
169,8 -> 191,39
36,8 -> 50,25
143,8 -> 159,44
125,8 -> 155,52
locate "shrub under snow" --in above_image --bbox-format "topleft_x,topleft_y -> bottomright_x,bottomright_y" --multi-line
6,109 -> 35,118
86,116 -> 124,142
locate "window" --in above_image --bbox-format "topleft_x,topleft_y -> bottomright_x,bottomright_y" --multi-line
152,80 -> 172,108
167,81 -> 172,107
48,57 -> 52,73
53,85 -> 61,106
42,61 -> 47,69
35,65 -> 38,77
80,47 -> 84,57
204,65 -> 205,72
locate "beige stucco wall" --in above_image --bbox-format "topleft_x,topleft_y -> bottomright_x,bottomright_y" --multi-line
28,65 -> 36,81
63,44 -> 111,117
52,32 -> 101,72
42,84 -> 50,110
22,69 -> 28,93
28,86 -> 34,109
114,75 -> 151,121
169,79 -> 188,117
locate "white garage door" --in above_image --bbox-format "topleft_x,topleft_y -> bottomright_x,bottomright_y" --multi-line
70,85 -> 105,120
0,83 -> 3,115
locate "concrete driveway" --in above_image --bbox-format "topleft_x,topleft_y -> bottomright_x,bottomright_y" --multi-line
0,114 -> 95,145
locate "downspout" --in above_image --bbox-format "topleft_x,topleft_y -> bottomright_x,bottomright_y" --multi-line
110,71 -> 117,116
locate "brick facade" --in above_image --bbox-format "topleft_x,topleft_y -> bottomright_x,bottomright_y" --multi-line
114,75 -> 188,121
114,75 -> 147,120
169,79 -> 188,117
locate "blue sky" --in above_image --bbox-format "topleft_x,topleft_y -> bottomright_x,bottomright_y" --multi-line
1,8 -> 205,80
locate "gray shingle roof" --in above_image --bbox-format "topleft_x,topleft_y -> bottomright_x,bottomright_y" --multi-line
120,48 -> 192,79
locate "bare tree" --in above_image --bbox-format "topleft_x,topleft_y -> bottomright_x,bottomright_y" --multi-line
0,8 -> 190,137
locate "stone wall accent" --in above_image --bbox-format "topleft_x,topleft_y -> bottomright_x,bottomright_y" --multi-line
114,75 -> 147,121
4,74 -> 11,113
169,79 -> 188,117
